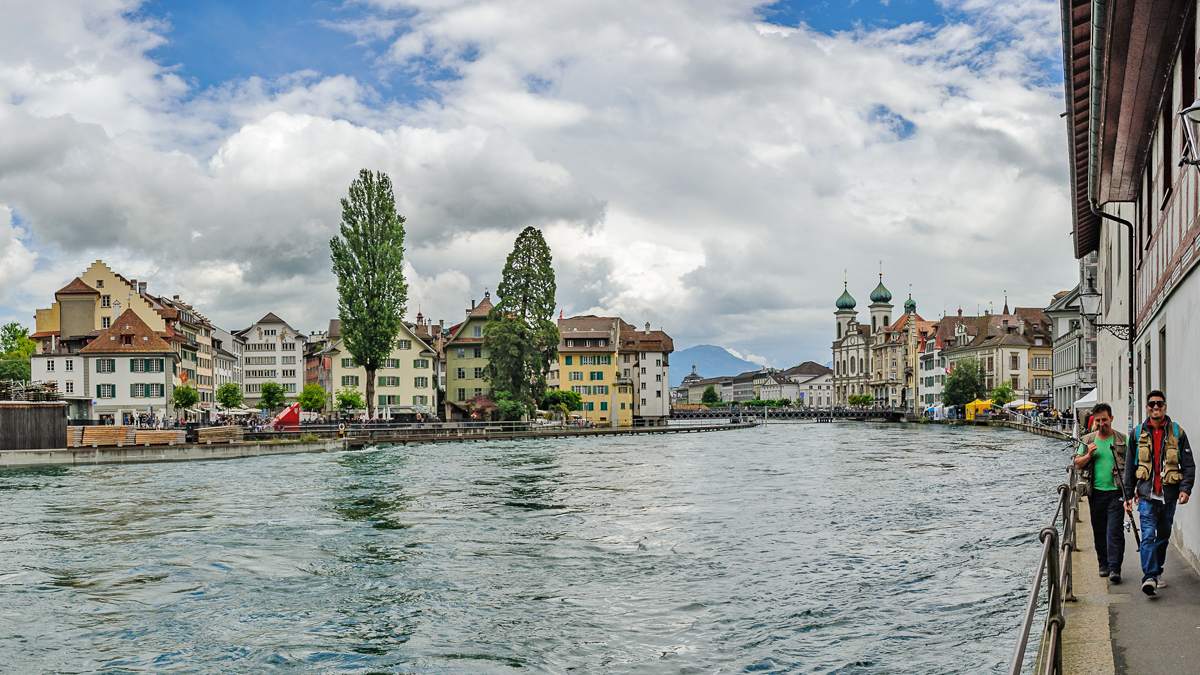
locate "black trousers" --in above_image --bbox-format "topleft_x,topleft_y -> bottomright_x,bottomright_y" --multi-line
1088,488 -> 1126,572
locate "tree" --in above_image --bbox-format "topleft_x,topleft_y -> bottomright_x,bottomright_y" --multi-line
492,391 -> 525,421
260,381 -> 286,413
329,169 -> 408,421
466,393 -> 497,420
483,227 -> 559,413
701,385 -> 720,404
215,382 -> 243,410
942,358 -> 987,409
0,322 -> 35,382
990,382 -> 1016,408
172,384 -> 199,411
298,383 -> 326,412
848,394 -> 873,406
541,389 -> 582,412
336,386 -> 364,411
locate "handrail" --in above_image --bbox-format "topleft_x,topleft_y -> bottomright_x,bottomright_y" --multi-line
1008,464 -> 1079,675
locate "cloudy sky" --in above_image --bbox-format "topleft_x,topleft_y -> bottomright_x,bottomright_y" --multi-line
0,0 -> 1075,367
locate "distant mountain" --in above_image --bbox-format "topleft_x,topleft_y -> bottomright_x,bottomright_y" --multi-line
670,345 -> 761,387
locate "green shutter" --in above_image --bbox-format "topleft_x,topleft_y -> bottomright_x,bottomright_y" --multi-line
96,384 -> 101,398
96,359 -> 101,373
130,358 -> 135,372
379,395 -> 386,405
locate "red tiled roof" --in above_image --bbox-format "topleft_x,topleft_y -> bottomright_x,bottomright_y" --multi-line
55,277 -> 99,296
80,309 -> 176,354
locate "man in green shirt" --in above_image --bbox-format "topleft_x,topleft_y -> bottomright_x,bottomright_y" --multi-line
1074,403 -> 1128,583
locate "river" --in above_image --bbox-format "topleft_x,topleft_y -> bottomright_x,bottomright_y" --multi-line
0,423 -> 1066,673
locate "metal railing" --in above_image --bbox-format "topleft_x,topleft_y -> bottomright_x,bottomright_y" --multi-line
1008,463 -> 1080,675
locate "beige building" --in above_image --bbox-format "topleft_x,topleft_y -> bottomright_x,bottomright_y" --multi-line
321,319 -> 438,414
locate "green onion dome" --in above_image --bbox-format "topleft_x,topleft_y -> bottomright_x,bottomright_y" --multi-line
836,284 -> 856,310
904,295 -> 916,314
870,276 -> 892,304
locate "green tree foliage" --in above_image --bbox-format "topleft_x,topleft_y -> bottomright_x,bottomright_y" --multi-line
483,227 -> 559,412
701,385 -> 720,404
260,381 -> 286,413
541,389 -> 582,412
491,391 -> 526,421
336,386 -> 364,411
215,382 -> 244,409
329,169 -> 408,421
943,359 -> 987,409
848,394 -> 873,406
298,383 -> 326,411
990,382 -> 1016,408
172,384 -> 199,410
0,322 -> 35,381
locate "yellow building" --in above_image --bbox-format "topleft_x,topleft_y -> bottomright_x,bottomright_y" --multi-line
550,316 -> 634,426
321,319 -> 438,414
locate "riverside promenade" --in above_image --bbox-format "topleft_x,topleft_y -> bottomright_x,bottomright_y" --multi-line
1065,491 -> 1200,674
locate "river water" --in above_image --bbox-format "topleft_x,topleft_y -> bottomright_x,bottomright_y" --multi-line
0,423 -> 1066,674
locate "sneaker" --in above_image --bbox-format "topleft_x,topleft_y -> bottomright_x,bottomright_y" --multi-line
1142,578 -> 1158,596
1157,578 -> 1167,588
1099,569 -> 1110,577
1110,571 -> 1122,584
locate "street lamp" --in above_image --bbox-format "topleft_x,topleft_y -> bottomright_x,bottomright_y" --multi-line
1078,282 -> 1131,340
1180,98 -> 1200,165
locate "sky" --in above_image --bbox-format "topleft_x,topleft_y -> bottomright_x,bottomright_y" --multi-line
0,0 -> 1076,368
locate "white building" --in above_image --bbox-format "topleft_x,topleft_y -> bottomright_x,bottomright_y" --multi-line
620,321 -> 673,423
211,327 -> 245,395
234,312 -> 308,407
74,309 -> 179,423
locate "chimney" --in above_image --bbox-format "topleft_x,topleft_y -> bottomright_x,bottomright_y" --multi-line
173,295 -> 179,301
644,322 -> 651,334
139,282 -> 146,295
439,319 -> 444,330
471,299 -> 476,310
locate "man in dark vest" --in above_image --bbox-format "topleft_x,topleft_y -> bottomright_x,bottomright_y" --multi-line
1124,389 -> 1195,595
1074,403 -> 1127,582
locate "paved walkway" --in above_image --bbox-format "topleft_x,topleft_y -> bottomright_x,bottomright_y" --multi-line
1065,496 -> 1200,674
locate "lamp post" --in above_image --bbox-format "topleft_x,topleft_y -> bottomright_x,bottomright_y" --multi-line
1078,283 -> 1131,340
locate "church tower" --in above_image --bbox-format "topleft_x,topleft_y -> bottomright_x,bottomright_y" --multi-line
835,280 -> 857,340
868,271 -> 893,336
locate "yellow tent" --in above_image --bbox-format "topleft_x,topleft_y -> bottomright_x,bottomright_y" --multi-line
966,398 -> 994,421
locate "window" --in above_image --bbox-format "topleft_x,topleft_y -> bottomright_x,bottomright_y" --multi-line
412,395 -> 428,405
282,370 -> 296,378
474,388 -> 483,397
456,348 -> 466,358
413,359 -> 430,369
566,340 -> 573,347
656,390 -> 662,398
986,356 -> 994,372
247,370 -> 277,378
397,340 -> 412,350
284,383 -> 296,393
341,358 -> 356,368
1010,353 -> 1019,370
341,375 -> 359,386
473,347 -> 482,358
414,376 -> 429,388
264,329 -> 277,336
640,367 -> 646,375
102,317 -> 111,329
378,376 -> 400,387
656,359 -> 661,367
623,355 -> 630,363
246,384 -> 261,393
624,369 -> 630,377
97,358 -> 115,373
620,402 -> 626,409
474,367 -> 483,379
380,358 -> 398,369
585,402 -> 594,411
473,326 -> 482,337
600,402 -> 608,411
456,367 -> 466,379
96,279 -> 103,288
65,381 -> 74,394
571,385 -> 589,395
97,384 -> 115,398
641,398 -> 647,406
101,295 -> 111,308
457,388 -> 465,401
569,371 -> 583,381
593,385 -> 608,395
282,356 -> 296,365
65,360 -> 73,372
281,342 -> 295,351
641,382 -> 647,390
655,374 -> 661,382
589,371 -> 604,381
1011,376 -> 1019,389
46,360 -> 54,372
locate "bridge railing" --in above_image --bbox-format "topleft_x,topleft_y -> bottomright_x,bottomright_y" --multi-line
1007,462 -> 1080,675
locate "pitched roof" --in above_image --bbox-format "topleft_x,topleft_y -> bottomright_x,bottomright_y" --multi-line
56,277 -> 99,296
618,322 -> 675,354
781,361 -> 832,377
257,312 -> 286,325
79,309 -> 175,354
468,294 -> 494,318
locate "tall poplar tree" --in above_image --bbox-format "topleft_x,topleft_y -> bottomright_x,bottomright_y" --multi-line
330,169 -> 408,420
483,227 -> 559,411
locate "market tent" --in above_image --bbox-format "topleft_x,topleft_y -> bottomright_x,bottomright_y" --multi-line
1072,389 -> 1098,410
965,398 -> 993,420
1004,399 -> 1036,410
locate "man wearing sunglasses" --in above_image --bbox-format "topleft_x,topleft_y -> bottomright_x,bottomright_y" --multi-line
1124,390 -> 1195,595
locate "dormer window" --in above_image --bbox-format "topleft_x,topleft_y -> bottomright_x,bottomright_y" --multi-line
122,335 -> 133,345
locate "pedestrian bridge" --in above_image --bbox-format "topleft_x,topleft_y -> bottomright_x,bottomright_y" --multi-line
670,408 -> 907,422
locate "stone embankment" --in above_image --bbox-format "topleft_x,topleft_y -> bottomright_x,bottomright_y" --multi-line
0,422 -> 755,469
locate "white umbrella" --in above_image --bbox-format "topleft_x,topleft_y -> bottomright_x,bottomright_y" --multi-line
1072,389 -> 1098,410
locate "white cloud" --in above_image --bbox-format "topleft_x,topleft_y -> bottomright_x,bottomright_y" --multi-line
0,206 -> 38,305
0,0 -> 1076,365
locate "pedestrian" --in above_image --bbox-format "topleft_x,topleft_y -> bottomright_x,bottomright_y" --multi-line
1074,403 -> 1127,583
1124,389 -> 1195,596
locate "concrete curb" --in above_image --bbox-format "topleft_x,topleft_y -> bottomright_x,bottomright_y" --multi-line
1063,495 -> 1118,675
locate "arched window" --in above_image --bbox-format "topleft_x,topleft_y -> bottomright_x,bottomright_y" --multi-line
883,316 -> 890,327
837,323 -> 842,339
850,356 -> 856,373
872,316 -> 877,332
